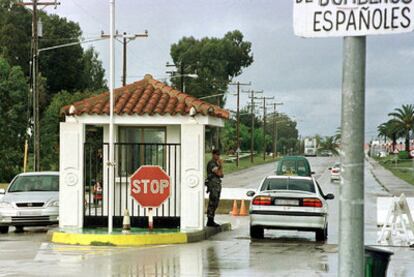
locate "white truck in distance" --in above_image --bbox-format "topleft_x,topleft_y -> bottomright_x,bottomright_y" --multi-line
304,137 -> 317,157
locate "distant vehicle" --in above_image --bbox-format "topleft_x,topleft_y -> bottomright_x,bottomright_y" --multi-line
0,172 -> 59,234
304,137 -> 317,157
275,156 -> 314,177
247,176 -> 334,241
319,150 -> 333,157
329,162 -> 341,182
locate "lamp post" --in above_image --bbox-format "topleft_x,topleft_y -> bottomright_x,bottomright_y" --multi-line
166,72 -> 198,92
23,37 -> 108,172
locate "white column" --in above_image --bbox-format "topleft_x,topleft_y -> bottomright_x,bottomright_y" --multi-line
103,125 -> 118,216
180,124 -> 205,231
59,122 -> 85,229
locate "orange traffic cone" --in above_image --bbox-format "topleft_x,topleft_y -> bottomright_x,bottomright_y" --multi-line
239,200 -> 248,216
230,200 -> 239,216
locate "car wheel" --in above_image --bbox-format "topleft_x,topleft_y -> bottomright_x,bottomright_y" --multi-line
0,226 -> 9,234
15,226 -> 24,233
316,225 -> 328,241
250,225 -> 264,239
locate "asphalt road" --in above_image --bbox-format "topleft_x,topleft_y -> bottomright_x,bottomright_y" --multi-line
222,156 -> 331,188
1,157 -> 413,276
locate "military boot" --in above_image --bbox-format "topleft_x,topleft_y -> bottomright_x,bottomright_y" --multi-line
207,217 -> 220,227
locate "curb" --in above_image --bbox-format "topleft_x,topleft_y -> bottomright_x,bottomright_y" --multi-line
48,223 -> 231,247
366,157 -> 390,193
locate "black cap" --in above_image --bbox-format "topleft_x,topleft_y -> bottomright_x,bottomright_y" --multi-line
212,149 -> 220,155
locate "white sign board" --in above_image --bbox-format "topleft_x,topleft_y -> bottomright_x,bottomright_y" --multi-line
294,0 -> 414,38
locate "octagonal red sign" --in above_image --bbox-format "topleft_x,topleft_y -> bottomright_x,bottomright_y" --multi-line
130,165 -> 170,208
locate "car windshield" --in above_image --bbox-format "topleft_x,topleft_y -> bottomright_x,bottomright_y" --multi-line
8,175 -> 59,192
261,178 -> 315,193
333,162 -> 340,168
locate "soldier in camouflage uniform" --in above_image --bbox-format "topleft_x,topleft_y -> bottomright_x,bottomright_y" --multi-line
206,149 -> 224,227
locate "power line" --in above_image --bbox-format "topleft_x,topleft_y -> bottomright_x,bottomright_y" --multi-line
18,0 -> 61,171
230,81 -> 251,167
268,102 -> 284,158
101,30 -> 149,86
256,96 -> 274,160
242,89 -> 263,163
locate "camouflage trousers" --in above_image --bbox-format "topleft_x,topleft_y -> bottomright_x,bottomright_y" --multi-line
207,181 -> 222,218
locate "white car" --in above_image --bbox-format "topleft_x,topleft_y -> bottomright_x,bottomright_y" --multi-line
0,172 -> 59,233
329,162 -> 341,182
247,176 -> 334,241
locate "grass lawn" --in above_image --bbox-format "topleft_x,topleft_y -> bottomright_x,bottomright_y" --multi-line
205,153 -> 279,175
377,157 -> 414,186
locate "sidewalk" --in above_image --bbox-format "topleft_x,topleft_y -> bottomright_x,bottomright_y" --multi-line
366,156 -> 414,197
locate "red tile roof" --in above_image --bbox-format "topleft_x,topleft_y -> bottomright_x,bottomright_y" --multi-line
61,74 -> 229,119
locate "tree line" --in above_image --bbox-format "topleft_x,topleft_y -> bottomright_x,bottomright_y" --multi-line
377,104 -> 414,154
0,0 -> 106,181
0,1 -> 301,182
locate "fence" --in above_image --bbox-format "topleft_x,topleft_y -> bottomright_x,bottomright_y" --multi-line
83,142 -> 181,228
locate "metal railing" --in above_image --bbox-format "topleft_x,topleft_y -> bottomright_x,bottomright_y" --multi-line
83,143 -> 181,228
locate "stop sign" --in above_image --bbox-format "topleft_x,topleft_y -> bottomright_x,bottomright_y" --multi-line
130,166 -> 170,208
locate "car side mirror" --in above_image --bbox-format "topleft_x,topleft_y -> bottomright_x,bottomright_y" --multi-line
311,171 -> 315,175
325,193 -> 335,200
246,190 -> 255,197
0,188 -> 5,194
328,167 -> 332,170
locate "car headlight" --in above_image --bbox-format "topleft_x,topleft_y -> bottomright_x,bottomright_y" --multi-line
48,200 -> 59,207
0,201 -> 12,208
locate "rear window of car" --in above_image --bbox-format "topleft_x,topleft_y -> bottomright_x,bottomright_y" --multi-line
280,160 -> 296,175
8,175 -> 59,192
261,178 -> 315,193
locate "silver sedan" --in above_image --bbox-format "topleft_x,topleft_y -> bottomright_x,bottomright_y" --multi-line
0,172 -> 59,233
247,176 -> 334,241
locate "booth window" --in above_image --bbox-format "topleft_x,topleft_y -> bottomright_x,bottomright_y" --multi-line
118,127 -> 166,176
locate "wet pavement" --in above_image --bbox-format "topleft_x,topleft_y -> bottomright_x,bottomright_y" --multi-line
1,157 -> 414,276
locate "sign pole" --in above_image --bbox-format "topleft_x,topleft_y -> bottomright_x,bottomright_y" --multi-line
148,208 -> 153,231
339,36 -> 366,277
108,0 -> 115,234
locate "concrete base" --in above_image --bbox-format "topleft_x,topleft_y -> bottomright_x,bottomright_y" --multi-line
48,223 -> 231,247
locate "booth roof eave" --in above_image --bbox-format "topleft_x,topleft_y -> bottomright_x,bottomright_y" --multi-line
64,114 -> 225,127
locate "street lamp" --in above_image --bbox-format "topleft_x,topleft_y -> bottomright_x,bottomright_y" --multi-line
26,36 -> 108,172
167,73 -> 198,92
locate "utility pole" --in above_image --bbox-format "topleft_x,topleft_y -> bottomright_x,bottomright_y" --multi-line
257,96 -> 274,160
243,89 -> 263,163
270,102 -> 283,158
230,81 -> 251,167
101,30 -> 148,86
18,0 -> 60,171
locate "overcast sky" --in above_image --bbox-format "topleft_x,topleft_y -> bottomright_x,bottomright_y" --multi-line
50,0 -> 414,139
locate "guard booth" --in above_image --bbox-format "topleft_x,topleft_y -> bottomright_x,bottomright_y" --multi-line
59,74 -> 228,231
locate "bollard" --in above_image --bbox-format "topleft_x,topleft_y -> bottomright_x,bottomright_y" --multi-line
122,209 -> 131,234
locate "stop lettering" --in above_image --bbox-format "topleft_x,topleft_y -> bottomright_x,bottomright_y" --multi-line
131,179 -> 169,194
130,166 -> 171,208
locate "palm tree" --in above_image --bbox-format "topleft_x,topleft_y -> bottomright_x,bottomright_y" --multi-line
318,136 -> 339,156
334,127 -> 341,144
388,104 -> 414,152
377,120 -> 401,152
